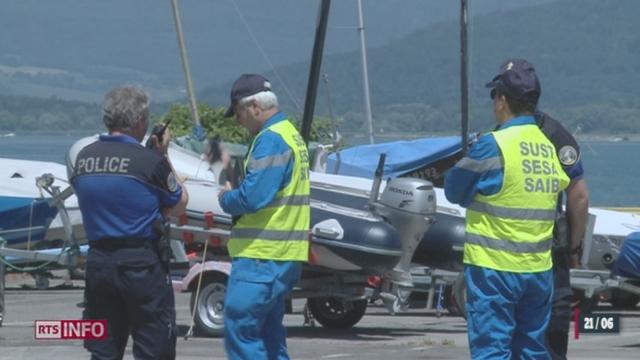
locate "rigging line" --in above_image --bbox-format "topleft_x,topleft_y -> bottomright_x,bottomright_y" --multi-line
460,0 -> 470,155
466,0 -> 474,135
228,0 -> 302,112
467,0 -> 473,98
461,0 -> 475,135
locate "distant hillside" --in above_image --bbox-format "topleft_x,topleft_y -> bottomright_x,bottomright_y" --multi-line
0,0 -> 552,102
0,94 -> 171,133
202,0 -> 640,135
6,0 -> 640,135
0,95 -> 101,132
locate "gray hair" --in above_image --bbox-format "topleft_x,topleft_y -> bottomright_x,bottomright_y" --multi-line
239,91 -> 278,111
102,85 -> 150,131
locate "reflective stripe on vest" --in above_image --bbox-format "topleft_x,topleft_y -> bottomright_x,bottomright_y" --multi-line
463,123 -> 570,273
266,194 -> 310,208
229,119 -> 311,261
466,233 -> 553,254
231,228 -> 309,242
456,156 -> 503,173
247,149 -> 293,171
467,201 -> 557,221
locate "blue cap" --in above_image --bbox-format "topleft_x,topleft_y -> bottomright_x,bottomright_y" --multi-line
486,59 -> 541,105
224,74 -> 272,117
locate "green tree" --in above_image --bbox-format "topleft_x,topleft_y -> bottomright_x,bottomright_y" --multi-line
159,103 -> 251,144
159,103 -> 337,145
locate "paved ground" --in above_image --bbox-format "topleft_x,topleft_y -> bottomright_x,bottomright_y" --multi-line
1,274 -> 640,359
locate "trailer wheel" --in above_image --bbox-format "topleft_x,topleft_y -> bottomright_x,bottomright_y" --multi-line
451,272 -> 467,319
307,297 -> 367,329
609,288 -> 640,309
190,274 -> 228,337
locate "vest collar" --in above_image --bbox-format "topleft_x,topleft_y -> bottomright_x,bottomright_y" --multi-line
261,112 -> 287,131
497,115 -> 536,131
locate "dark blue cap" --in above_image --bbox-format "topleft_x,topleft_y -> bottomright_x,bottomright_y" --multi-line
224,74 -> 272,117
486,59 -> 541,106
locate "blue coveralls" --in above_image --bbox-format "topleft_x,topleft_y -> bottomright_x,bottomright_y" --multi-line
72,134 -> 183,360
220,112 -> 303,360
445,116 -> 555,360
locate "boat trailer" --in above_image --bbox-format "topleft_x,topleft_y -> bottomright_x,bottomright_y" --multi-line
170,209 -> 640,336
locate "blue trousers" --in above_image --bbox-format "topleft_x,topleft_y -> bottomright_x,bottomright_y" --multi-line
465,264 -> 553,360
224,258 -> 302,360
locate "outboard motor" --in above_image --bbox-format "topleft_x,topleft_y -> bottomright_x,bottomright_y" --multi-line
364,154 -> 436,313
366,154 -> 436,286
374,177 -> 436,286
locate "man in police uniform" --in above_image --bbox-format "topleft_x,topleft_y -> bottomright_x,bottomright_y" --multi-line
72,85 -> 188,359
536,111 -> 589,359
445,59 -> 569,359
218,74 -> 310,360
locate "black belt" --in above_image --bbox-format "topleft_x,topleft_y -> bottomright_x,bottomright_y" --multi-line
90,237 -> 153,251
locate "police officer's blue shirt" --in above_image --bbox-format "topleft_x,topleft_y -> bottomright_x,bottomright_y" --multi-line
72,134 -> 183,241
221,112 -> 294,216
535,110 -> 584,181
445,115 -> 584,208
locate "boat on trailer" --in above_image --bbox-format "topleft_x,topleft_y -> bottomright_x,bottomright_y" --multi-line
321,134 -> 640,313
67,135 -> 433,278
0,158 -> 85,250
66,133 -> 439,334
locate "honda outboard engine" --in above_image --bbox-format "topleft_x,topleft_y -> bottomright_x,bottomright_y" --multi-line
374,177 -> 436,286
362,154 -> 436,313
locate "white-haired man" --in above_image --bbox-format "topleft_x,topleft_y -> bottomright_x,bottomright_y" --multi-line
218,74 -> 310,360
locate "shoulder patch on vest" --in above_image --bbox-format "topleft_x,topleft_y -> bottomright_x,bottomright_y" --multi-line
167,172 -> 178,192
558,145 -> 578,166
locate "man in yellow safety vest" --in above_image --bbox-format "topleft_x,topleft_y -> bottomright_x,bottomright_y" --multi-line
218,74 -> 310,360
445,59 -> 569,359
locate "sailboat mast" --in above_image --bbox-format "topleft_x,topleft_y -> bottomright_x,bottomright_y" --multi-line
460,0 -> 470,156
357,0 -> 375,144
170,0 -> 202,131
301,0 -> 332,144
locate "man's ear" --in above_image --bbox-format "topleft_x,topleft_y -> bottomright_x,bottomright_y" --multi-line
252,101 -> 261,118
495,95 -> 505,111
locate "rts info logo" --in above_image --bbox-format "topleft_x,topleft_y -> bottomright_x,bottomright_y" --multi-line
35,320 -> 108,340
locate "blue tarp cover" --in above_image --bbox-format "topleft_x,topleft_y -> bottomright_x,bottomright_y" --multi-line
612,232 -> 640,279
326,136 -> 463,179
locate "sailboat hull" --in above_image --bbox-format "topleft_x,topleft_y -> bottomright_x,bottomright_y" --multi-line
0,196 -> 58,247
0,158 -> 84,250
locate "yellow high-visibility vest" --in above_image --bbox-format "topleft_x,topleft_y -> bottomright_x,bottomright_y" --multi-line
229,119 -> 310,261
464,123 -> 570,272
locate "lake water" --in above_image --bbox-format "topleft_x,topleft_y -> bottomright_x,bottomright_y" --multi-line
0,134 -> 638,207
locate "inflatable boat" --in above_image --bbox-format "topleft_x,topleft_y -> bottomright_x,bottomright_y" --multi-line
323,136 -> 640,272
